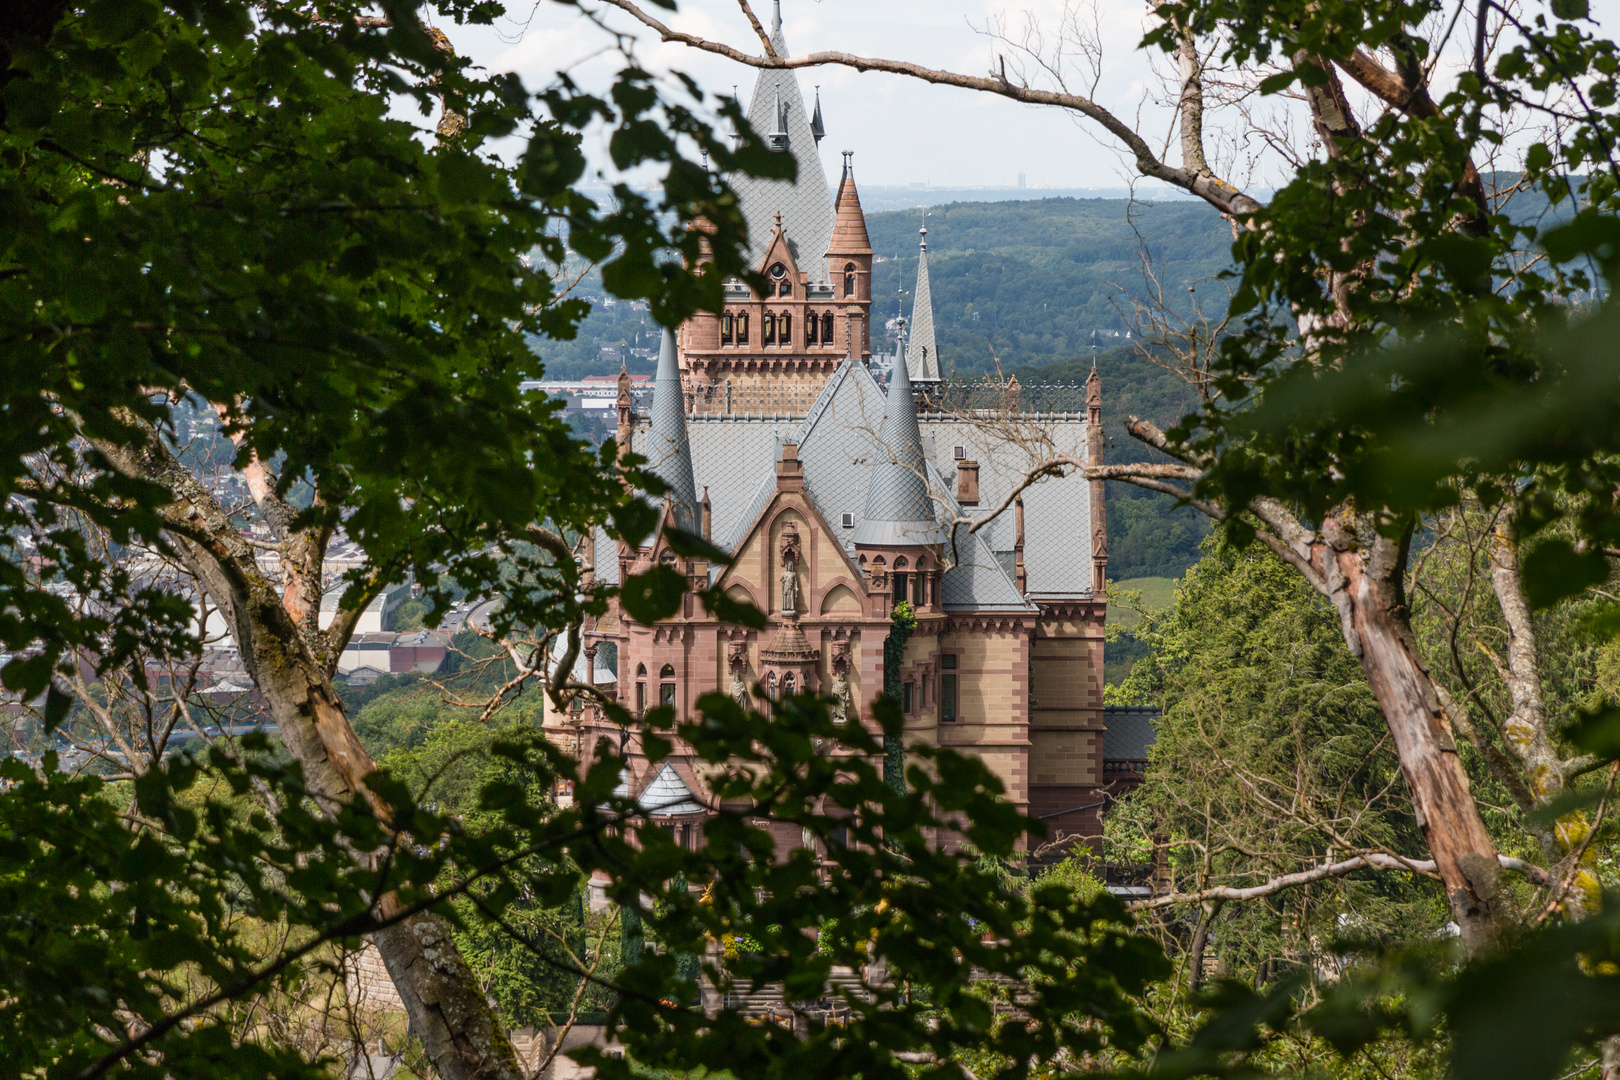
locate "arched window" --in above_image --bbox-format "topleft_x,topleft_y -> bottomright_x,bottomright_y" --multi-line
737,312 -> 749,344
768,262 -> 787,289
721,312 -> 734,344
636,664 -> 647,677
659,664 -> 676,708
821,312 -> 834,344
763,313 -> 776,345
779,313 -> 792,345
843,263 -> 856,298
782,673 -> 796,697
766,672 -> 778,699
806,309 -> 819,345
893,557 -> 909,569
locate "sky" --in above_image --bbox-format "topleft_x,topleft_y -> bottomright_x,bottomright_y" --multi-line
428,0 -> 1619,197
434,0 -> 1184,192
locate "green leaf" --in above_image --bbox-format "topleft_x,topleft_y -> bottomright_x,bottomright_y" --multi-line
620,565 -> 686,624
1521,539 -> 1609,609
43,684 -> 70,733
662,527 -> 732,565
612,501 -> 659,549
699,586 -> 766,629
1551,0 -> 1588,20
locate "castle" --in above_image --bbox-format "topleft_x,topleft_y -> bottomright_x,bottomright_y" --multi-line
545,5 -> 1140,856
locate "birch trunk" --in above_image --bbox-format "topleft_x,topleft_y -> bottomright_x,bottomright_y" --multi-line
1327,537 -> 1503,948
100,426 -> 524,1080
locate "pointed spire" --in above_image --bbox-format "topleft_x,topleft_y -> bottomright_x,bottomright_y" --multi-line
828,151 -> 873,257
768,85 -> 787,148
734,8 -> 836,282
810,86 -> 825,143
851,353 -> 949,547
906,223 -> 941,383
646,327 -> 699,535
771,0 -> 782,34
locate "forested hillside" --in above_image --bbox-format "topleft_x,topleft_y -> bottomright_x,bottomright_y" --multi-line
868,197 -> 1233,374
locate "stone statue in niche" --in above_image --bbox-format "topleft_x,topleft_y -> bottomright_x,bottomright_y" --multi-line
779,523 -> 802,615
829,649 -> 852,724
727,645 -> 750,711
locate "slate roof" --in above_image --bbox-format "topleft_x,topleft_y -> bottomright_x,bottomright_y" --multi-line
601,388 -> 1094,604
920,412 -> 1094,600
1102,705 -> 1159,760
732,8 -> 835,280
906,228 -> 942,382
637,762 -> 706,815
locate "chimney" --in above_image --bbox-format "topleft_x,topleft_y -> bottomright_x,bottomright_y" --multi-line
1014,496 -> 1027,595
956,460 -> 980,505
776,441 -> 804,492
701,486 -> 712,541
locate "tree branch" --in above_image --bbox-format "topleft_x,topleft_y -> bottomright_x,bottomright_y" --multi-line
1127,851 -> 1547,911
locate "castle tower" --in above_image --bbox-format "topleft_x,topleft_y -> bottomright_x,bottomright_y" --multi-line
852,356 -> 950,621
828,151 -> 874,348
674,5 -> 872,416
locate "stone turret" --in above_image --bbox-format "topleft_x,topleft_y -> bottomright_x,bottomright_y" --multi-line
645,327 -> 700,535
852,355 -> 949,550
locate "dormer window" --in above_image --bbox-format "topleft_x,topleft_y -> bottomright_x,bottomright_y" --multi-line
768,263 -> 791,297
843,263 -> 856,298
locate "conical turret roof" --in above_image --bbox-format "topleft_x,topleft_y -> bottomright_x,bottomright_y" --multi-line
906,226 -> 941,382
645,328 -> 699,534
851,354 -> 949,547
828,153 -> 873,256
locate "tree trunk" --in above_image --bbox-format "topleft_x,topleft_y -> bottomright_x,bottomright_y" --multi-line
1186,898 -> 1222,991
100,429 -> 524,1080
1322,523 -> 1503,951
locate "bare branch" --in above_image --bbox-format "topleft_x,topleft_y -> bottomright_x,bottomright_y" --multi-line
1127,851 -> 1548,911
